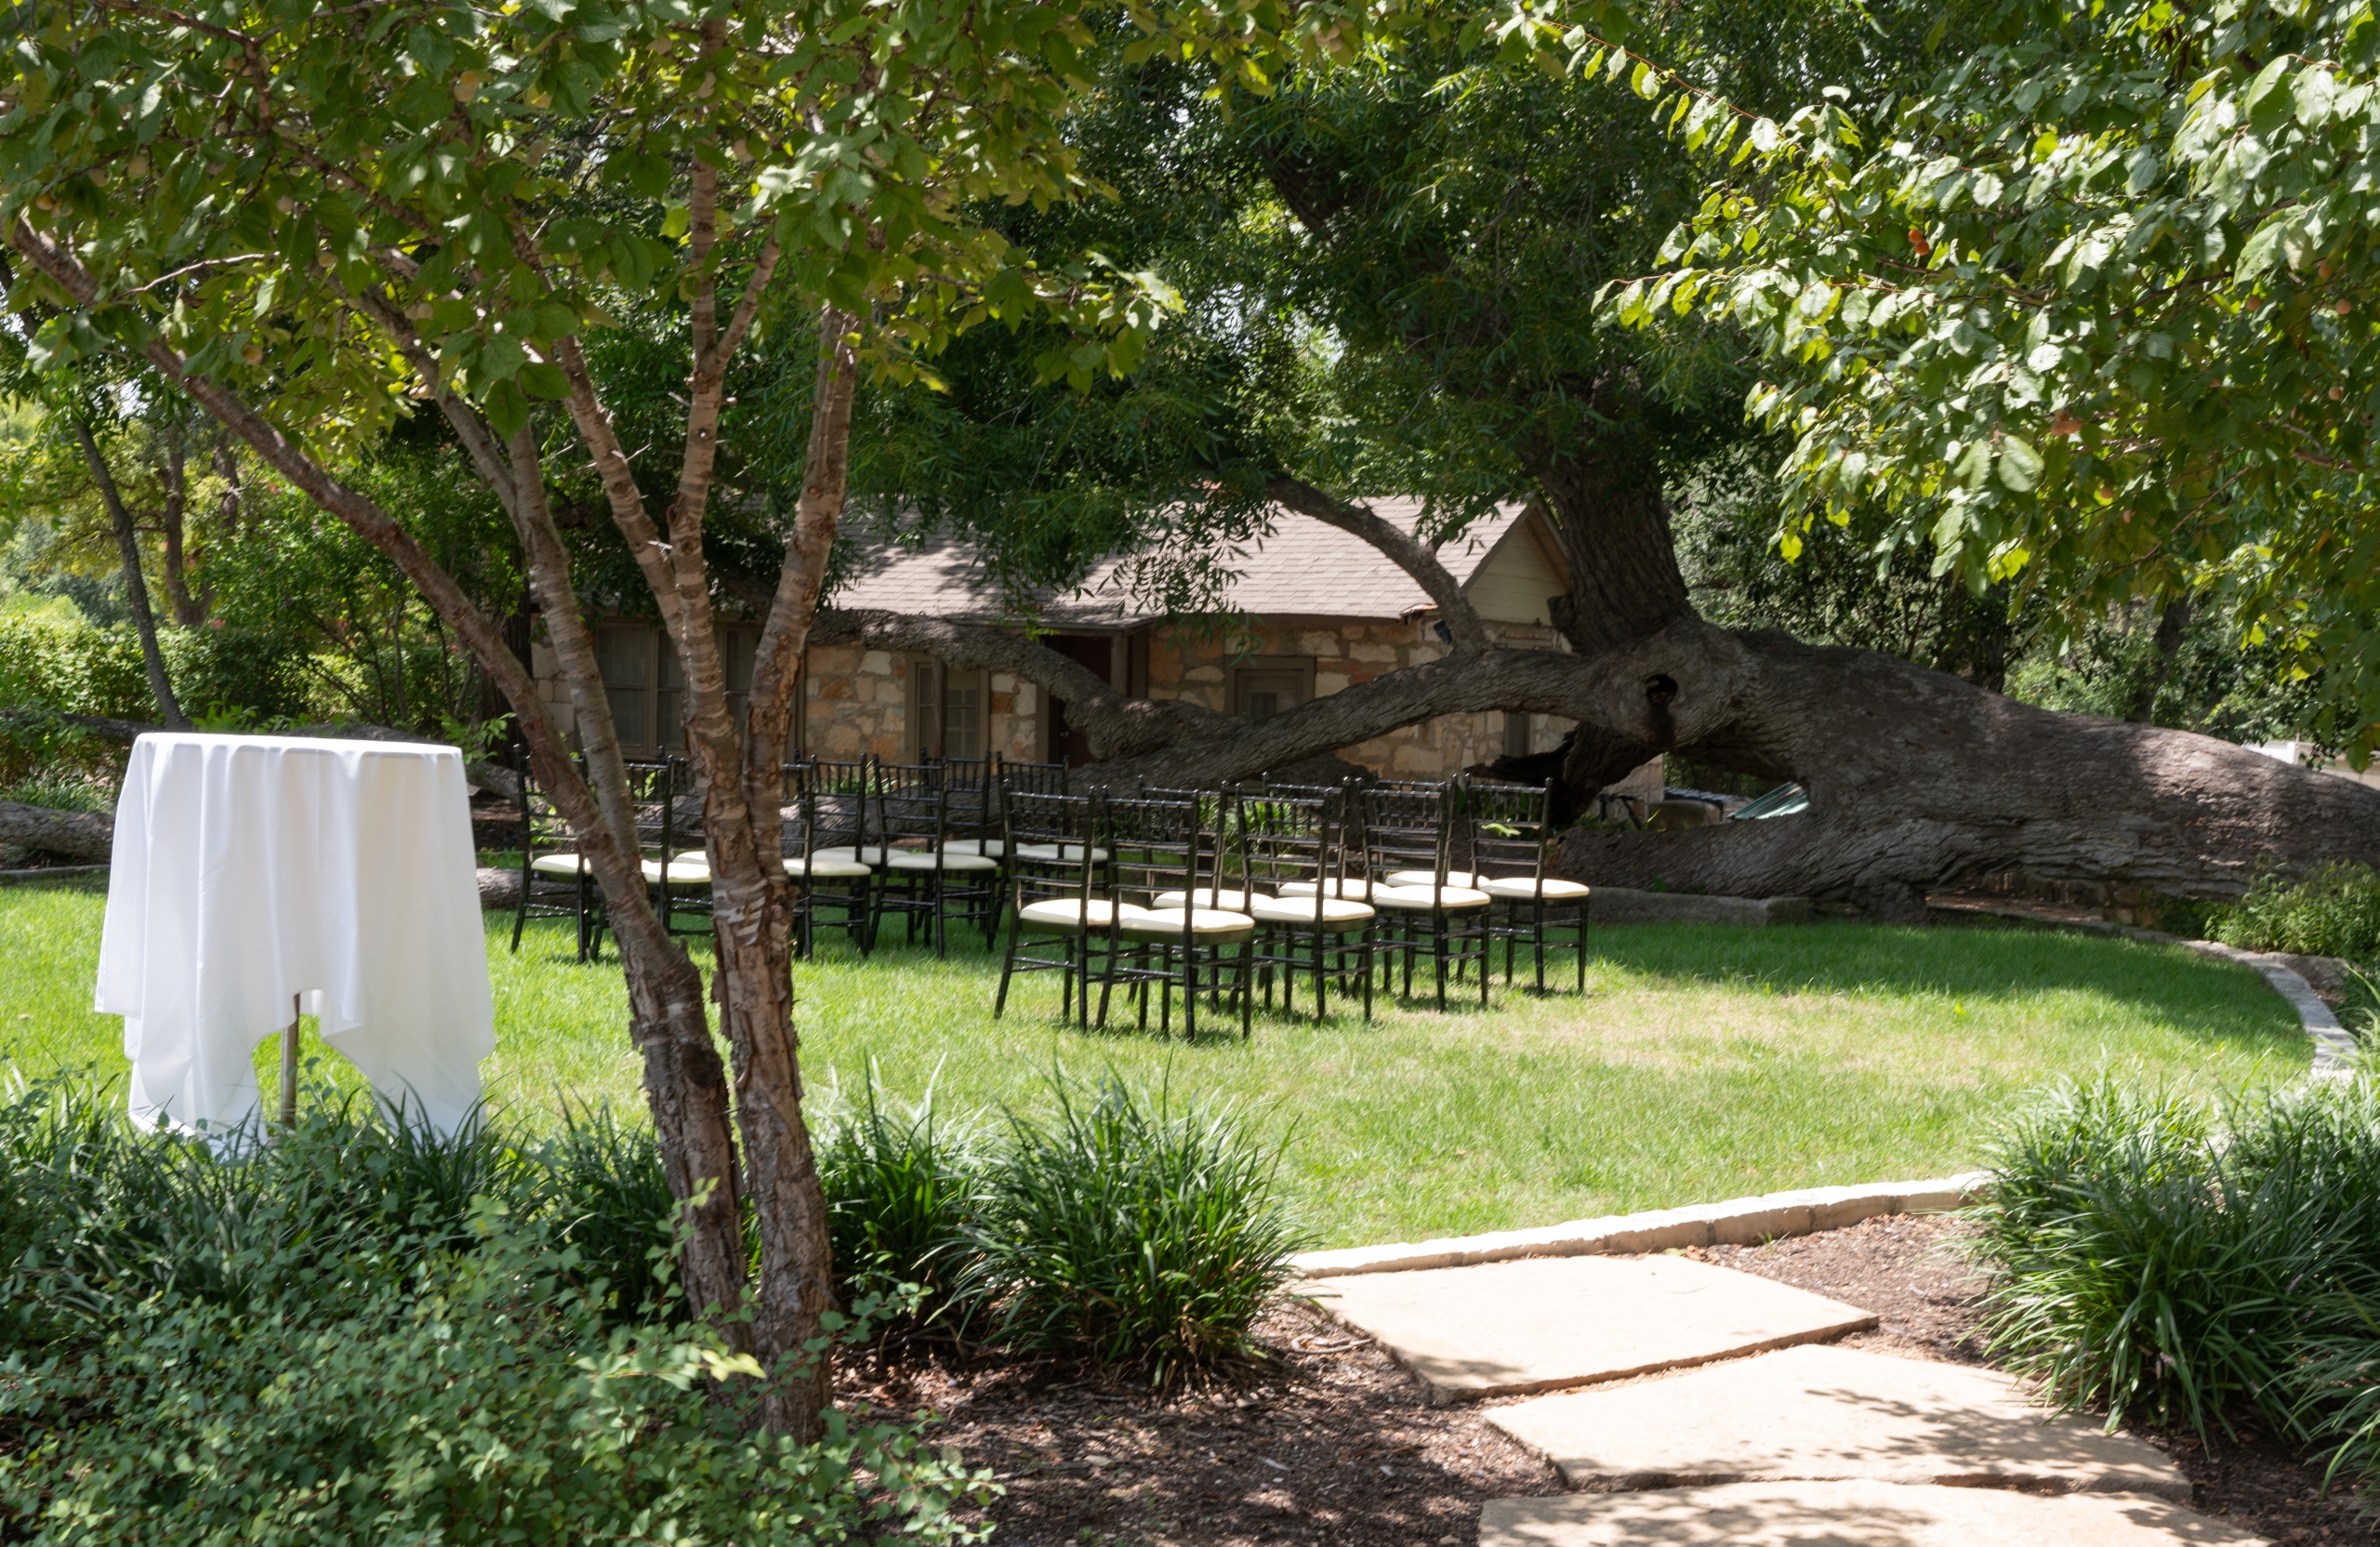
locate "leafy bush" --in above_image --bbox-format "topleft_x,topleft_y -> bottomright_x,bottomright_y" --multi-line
960,1076 -> 1309,1382
1968,1072 -> 2380,1484
0,768 -> 113,813
0,1206 -> 990,1546
0,1078 -> 993,1544
158,623 -> 317,725
2207,862 -> 2380,963
816,1071 -> 989,1328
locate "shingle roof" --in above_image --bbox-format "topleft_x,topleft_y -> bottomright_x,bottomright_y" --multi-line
828,498 -> 1535,626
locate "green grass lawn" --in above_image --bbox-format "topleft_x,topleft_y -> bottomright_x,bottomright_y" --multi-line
0,879 -> 2312,1249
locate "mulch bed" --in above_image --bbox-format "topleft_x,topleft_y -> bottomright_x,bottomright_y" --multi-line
848,1211 -> 2375,1544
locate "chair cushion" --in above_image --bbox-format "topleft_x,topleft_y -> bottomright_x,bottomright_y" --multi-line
1012,841 -> 1110,863
1478,876 -> 1592,901
529,853 -> 592,877
1152,889 -> 1267,910
641,859 -> 711,886
1017,897 -> 1145,932
941,839 -> 1006,858
784,856 -> 873,879
1276,878 -> 1388,901
1248,894 -> 1374,928
1118,906 -> 1258,940
672,850 -> 709,866
1368,883 -> 1491,911
883,851 -> 999,873
1386,868 -> 1489,888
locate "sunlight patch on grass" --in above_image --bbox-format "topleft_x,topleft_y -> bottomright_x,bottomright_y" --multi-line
0,881 -> 2309,1248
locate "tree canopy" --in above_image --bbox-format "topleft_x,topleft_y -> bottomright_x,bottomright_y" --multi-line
1609,0 -> 2380,755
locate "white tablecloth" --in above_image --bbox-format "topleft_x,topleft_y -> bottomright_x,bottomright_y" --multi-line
94,734 -> 496,1135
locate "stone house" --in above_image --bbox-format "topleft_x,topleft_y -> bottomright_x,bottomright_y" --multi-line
532,500 -> 1577,776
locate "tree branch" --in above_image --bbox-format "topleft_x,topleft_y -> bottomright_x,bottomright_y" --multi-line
6,218 -> 651,935
1264,477 -> 1491,651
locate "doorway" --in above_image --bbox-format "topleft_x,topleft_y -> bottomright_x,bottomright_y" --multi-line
1043,634 -> 1114,766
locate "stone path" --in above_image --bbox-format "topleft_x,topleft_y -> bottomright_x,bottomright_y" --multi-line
1314,1254 -> 2264,1544
1480,1482 -> 2269,1545
1313,1254 -> 1876,1402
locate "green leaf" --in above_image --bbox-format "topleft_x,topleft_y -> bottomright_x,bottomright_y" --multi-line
2293,66 -> 2336,126
517,362 -> 571,399
1997,434 -> 2042,492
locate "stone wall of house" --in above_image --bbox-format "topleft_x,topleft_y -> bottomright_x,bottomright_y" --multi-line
797,645 -> 1043,763
528,640 -> 578,740
536,615 -> 1568,775
1143,615 -> 1574,777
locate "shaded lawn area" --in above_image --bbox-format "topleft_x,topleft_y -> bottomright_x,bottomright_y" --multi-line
0,880 -> 2310,1249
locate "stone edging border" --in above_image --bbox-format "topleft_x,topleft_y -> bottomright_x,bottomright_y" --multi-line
1290,1172 -> 1993,1279
1934,903 -> 2359,1078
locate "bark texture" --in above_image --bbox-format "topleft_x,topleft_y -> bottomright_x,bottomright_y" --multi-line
0,800 -> 112,861
1553,628 -> 2380,917
72,412 -> 188,729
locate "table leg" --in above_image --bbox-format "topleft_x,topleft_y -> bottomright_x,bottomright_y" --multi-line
278,993 -> 299,1128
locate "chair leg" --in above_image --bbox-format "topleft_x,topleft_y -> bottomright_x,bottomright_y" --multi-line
994,917 -> 1026,1019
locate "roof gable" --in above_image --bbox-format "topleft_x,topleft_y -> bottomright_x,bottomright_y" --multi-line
828,498 -> 1541,626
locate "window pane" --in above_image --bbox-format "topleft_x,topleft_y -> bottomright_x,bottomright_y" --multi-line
944,673 -> 982,759
657,639 -> 683,748
1236,668 -> 1304,722
598,628 -> 648,747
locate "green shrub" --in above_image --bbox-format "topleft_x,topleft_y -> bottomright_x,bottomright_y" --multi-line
0,1206 -> 992,1547
158,623 -> 316,725
817,1071 -> 989,1328
2207,863 -> 2380,963
0,768 -> 112,813
1968,1072 -> 2380,1482
0,1078 -> 994,1544
961,1076 -> 1309,1382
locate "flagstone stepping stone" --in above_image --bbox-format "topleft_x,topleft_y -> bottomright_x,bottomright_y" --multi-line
1488,1344 -> 2188,1499
1311,1255 -> 1875,1402
1480,1481 -> 2269,1546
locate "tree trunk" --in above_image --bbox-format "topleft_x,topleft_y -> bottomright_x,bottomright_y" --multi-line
826,587 -> 2380,908
0,800 -> 112,861
159,427 -> 206,627
1550,624 -> 2380,916
72,413 -> 188,729
721,305 -> 855,1437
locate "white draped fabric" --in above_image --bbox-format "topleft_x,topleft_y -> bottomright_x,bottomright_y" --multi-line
94,734 -> 496,1135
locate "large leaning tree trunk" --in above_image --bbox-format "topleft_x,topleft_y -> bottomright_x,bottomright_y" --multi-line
819,472 -> 2380,919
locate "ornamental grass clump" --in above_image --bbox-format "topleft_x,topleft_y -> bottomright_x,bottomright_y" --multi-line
815,1069 -> 990,1329
961,1075 -> 1310,1383
1967,1070 -> 2380,1487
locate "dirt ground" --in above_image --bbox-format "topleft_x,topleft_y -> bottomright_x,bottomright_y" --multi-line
848,1211 -> 2376,1545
